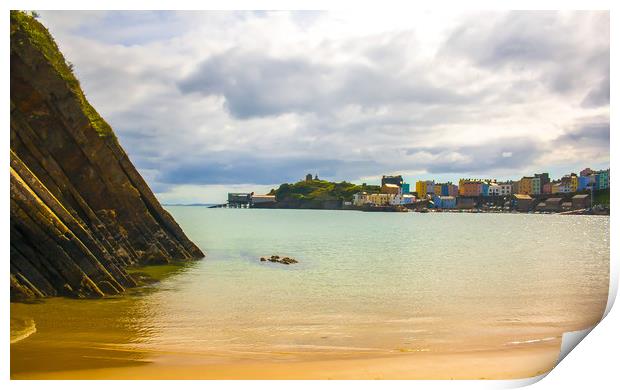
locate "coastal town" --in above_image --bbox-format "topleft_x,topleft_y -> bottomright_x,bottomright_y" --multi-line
223,168 -> 610,214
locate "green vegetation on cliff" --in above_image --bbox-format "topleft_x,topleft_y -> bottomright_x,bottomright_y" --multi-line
10,11 -> 114,138
269,180 -> 380,203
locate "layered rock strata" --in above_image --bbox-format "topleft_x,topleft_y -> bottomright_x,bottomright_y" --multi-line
10,11 -> 204,300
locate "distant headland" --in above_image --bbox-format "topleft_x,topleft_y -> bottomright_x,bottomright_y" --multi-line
213,169 -> 610,215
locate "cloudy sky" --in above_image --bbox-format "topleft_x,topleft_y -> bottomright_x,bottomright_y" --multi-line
38,10 -> 609,203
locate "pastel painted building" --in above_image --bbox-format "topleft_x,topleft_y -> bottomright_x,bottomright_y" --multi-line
458,179 -> 483,196
534,173 -> 550,189
432,195 -> 456,209
354,192 -> 396,206
369,193 -> 396,206
481,182 -> 490,197
595,169 -> 609,190
415,181 -> 427,196
519,177 -> 532,194
571,174 -> 578,192
552,181 -> 571,194
578,168 -> 609,190
533,177 -> 541,194
381,183 -> 400,195
447,183 -> 459,197
518,177 -> 540,195
354,192 -> 393,206
433,182 -> 458,196
559,174 -> 578,193
578,175 -> 594,191
415,180 -> 435,197
401,183 -> 411,194
391,193 -> 415,205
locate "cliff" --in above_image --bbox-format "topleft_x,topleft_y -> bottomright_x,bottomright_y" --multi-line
10,11 -> 204,300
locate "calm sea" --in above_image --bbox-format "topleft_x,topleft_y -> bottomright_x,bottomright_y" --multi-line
11,208 -> 610,373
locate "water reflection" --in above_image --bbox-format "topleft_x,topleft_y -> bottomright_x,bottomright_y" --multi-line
10,261 -> 198,376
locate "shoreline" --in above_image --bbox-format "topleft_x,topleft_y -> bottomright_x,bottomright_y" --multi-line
205,205 -> 610,216
11,343 -> 561,380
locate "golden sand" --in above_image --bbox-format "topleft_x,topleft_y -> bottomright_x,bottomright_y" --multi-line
12,342 -> 560,380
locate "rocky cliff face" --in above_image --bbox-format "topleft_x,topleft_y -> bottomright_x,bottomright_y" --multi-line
10,11 -> 204,300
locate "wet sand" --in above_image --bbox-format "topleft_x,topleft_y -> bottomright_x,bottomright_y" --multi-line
12,343 -> 560,380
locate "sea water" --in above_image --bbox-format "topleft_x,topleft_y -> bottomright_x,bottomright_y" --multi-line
11,208 -> 609,374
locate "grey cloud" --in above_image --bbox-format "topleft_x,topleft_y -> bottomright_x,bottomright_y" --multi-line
156,155 -> 381,185
177,48 -> 468,119
440,11 -> 609,98
406,137 -> 546,175
556,119 -> 610,147
151,136 -> 546,187
443,12 -> 566,66
178,51 -> 326,118
581,75 -> 610,108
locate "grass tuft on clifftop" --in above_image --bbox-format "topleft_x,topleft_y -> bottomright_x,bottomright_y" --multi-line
10,11 -> 115,139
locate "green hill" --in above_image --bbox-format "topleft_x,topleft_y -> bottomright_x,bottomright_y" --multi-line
269,180 -> 380,204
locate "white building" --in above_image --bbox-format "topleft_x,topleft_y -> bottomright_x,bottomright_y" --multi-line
390,193 -> 416,205
488,183 -> 501,196
352,192 -> 370,206
488,182 -> 512,196
498,183 -> 512,196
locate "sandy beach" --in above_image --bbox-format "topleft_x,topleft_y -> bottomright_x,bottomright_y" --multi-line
12,342 -> 560,380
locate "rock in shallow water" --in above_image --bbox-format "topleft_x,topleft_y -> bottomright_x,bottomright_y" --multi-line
261,255 -> 298,265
